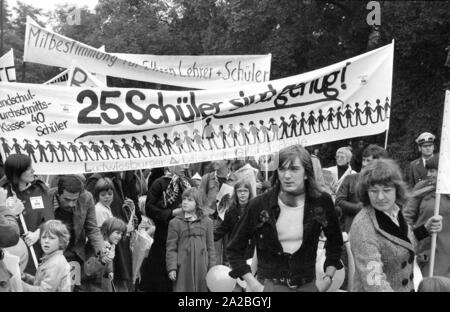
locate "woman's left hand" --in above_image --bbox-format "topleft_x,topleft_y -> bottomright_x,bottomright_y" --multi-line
316,275 -> 333,292
425,215 -> 443,233
23,229 -> 40,246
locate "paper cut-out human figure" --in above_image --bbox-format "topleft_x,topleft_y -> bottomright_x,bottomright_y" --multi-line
289,114 -> 298,137
335,107 -> 345,129
11,138 -> 22,155
163,133 -> 176,155
132,137 -> 146,157
363,101 -> 375,124
307,111 -> 317,134
279,116 -> 289,139
142,135 -> 157,156
384,97 -> 390,119
99,140 -> 115,160
317,109 -> 326,132
0,138 -> 11,157
23,139 -> 37,163
89,141 -> 104,160
259,120 -> 270,143
326,108 -> 336,130
299,112 -> 307,135
249,121 -> 260,144
79,142 -> 94,161
47,141 -> 61,162
58,141 -> 72,162
35,140 -> 49,162
238,123 -> 250,145
203,118 -> 219,150
193,130 -> 206,151
68,142 -> 82,162
111,139 -> 125,159
374,99 -> 384,122
218,126 -> 230,148
344,104 -> 354,127
353,103 -> 364,126
269,118 -> 279,141
228,124 -> 239,147
182,131 -> 196,152
173,132 -> 186,154
121,138 -> 136,158
153,134 -> 167,156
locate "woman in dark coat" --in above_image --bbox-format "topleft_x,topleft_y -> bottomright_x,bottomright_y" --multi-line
139,165 -> 191,292
214,179 -> 255,261
0,154 -> 54,275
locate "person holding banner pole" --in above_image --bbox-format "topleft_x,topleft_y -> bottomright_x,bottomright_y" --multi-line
426,92 -> 450,278
404,155 -> 450,278
0,154 -> 54,275
350,159 -> 442,291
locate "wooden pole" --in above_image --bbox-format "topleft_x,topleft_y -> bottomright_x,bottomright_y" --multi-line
384,128 -> 389,149
265,154 -> 269,182
428,193 -> 441,277
19,214 -> 39,269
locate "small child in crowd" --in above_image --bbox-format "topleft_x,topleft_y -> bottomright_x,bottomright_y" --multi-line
84,217 -> 127,292
93,178 -> 115,227
166,187 -> 216,292
21,220 -> 71,292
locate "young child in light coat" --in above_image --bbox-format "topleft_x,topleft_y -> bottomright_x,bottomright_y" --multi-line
21,220 -> 71,292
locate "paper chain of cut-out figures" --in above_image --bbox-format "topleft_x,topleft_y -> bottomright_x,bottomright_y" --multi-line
1,98 -> 390,163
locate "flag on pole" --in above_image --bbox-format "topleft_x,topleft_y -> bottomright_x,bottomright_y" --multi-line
428,90 -> 449,277
436,90 -> 450,194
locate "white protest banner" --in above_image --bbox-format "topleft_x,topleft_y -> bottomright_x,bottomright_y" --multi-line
44,46 -> 107,86
67,63 -> 106,87
24,17 -> 270,89
0,43 -> 393,175
0,49 -> 17,82
436,90 -> 450,194
111,52 -> 271,85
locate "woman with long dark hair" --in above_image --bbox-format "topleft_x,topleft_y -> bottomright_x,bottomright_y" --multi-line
227,144 -> 343,292
0,154 -> 54,275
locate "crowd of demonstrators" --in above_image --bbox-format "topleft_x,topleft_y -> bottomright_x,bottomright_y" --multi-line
1,129 -> 450,293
